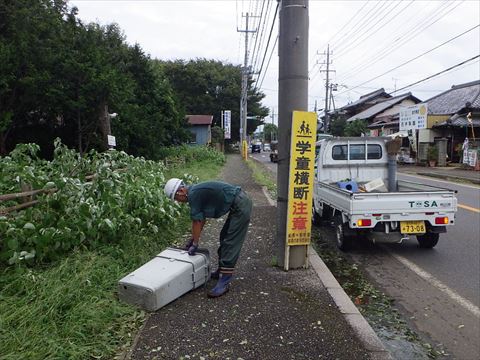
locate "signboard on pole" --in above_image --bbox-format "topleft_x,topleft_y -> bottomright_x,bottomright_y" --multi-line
107,135 -> 116,147
399,103 -> 428,131
223,110 -> 231,139
286,111 -> 317,247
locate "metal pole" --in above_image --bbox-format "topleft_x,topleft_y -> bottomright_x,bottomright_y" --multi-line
324,44 -> 330,133
238,13 -> 256,159
277,0 -> 309,269
243,12 -> 248,144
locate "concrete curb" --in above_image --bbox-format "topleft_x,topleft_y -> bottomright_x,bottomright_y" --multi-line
308,247 -> 393,360
259,179 -> 393,359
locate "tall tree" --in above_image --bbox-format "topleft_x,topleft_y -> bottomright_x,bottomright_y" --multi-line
0,0 -> 188,158
263,123 -> 278,142
0,0 -> 72,155
155,59 -> 269,142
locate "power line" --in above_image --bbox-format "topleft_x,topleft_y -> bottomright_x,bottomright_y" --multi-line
333,1 -> 396,55
254,1 -> 279,92
392,55 -> 480,94
309,1 -> 369,75
336,25 -> 479,95
257,35 -> 278,91
337,0 -> 452,80
251,0 -> 272,71
334,0 -> 412,60
338,0 -> 464,82
330,1 -> 383,53
320,1 -> 369,50
338,0 -> 454,81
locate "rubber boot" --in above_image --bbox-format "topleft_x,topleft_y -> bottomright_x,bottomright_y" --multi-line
207,274 -> 232,298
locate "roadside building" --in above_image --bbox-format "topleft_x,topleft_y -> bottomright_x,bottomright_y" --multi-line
325,88 -> 392,133
337,88 -> 392,119
186,115 -> 213,145
345,92 -> 422,135
423,80 -> 480,162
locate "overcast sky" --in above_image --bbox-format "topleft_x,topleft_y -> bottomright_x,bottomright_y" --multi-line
71,0 -> 479,125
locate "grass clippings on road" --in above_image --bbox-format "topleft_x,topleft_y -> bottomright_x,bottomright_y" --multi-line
312,229 -> 449,359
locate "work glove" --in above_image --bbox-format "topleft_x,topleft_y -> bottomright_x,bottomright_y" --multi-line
183,238 -> 194,250
187,244 -> 198,256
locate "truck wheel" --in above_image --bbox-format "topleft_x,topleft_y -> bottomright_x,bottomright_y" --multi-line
335,218 -> 351,251
416,232 -> 439,248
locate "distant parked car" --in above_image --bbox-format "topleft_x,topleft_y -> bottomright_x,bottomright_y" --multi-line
251,143 -> 261,153
263,143 -> 271,151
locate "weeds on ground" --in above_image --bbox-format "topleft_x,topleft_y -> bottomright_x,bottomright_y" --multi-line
246,159 -> 277,199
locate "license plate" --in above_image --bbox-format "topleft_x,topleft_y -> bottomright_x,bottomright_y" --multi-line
400,221 -> 426,234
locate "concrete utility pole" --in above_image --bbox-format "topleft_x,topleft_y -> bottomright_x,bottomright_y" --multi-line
238,13 -> 257,157
329,84 -> 336,111
277,0 -> 309,269
319,45 -> 334,133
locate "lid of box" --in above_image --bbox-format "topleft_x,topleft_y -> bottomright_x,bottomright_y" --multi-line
118,256 -> 189,290
157,247 -> 209,271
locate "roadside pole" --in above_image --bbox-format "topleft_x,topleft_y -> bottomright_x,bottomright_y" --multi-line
277,0 -> 309,269
238,13 -> 256,159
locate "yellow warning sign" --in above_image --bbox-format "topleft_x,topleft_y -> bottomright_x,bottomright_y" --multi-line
286,111 -> 317,246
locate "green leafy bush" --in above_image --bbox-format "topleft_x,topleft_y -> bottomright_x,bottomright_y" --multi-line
157,144 -> 225,165
0,140 -> 224,266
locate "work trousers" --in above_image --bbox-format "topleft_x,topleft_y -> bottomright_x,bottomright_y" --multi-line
218,190 -> 252,274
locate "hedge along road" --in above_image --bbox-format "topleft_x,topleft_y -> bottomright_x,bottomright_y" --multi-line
250,152 -> 480,359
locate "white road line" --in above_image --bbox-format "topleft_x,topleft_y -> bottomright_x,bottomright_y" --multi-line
389,252 -> 480,318
399,172 -> 480,190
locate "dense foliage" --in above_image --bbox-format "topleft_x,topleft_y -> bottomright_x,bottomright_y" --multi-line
0,142 -> 225,359
344,119 -> 368,136
0,140 -> 224,266
1,1 -> 271,157
329,114 -> 347,136
263,123 -> 278,142
0,0 -> 188,158
155,59 -> 269,142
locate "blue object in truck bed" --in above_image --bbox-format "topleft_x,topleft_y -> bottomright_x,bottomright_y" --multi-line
337,180 -> 359,193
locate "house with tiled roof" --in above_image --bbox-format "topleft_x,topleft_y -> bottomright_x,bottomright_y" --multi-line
421,80 -> 480,162
337,88 -> 392,118
345,92 -> 422,136
186,115 -> 213,145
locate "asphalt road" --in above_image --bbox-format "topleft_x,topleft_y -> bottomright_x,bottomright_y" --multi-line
250,151 -> 480,359
394,172 -> 480,307
253,151 -> 277,174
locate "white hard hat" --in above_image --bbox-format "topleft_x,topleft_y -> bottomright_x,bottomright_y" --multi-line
164,178 -> 184,200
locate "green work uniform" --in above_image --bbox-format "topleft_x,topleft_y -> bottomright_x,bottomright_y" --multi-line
188,181 -> 252,273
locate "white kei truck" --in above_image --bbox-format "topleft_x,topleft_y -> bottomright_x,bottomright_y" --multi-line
312,137 -> 458,251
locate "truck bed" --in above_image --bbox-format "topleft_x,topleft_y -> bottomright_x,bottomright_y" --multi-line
316,180 -> 457,226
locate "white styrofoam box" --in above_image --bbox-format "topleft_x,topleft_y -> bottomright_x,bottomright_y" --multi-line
364,177 -> 387,192
118,247 -> 210,311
